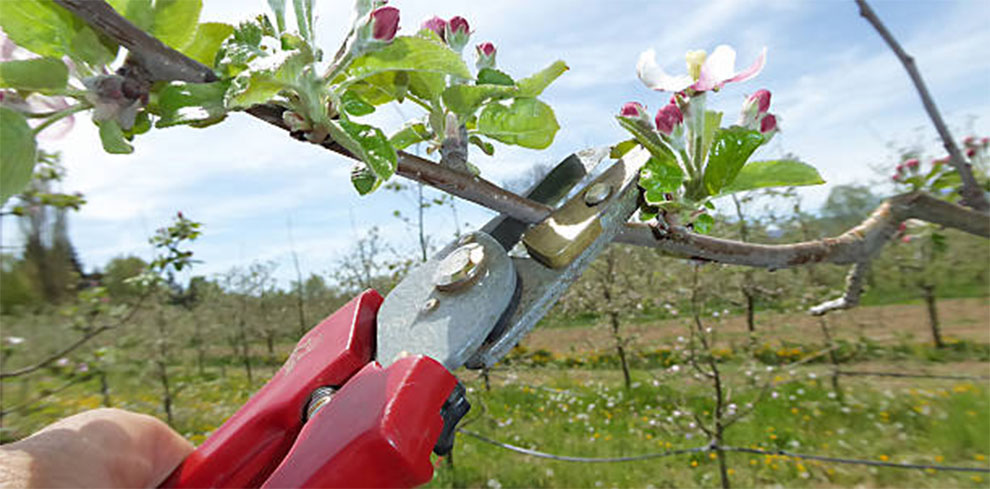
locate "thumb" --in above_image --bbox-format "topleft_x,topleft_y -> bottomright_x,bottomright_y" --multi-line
1,408 -> 193,488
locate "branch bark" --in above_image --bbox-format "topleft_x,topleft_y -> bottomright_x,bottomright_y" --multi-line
616,192 -> 988,269
855,0 -> 989,212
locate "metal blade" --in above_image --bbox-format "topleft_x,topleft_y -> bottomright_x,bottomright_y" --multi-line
482,147 -> 609,250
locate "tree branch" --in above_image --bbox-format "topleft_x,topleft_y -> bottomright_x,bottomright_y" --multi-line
53,0 -> 216,83
616,192 -> 988,269
855,0 -> 989,212
809,261 -> 870,316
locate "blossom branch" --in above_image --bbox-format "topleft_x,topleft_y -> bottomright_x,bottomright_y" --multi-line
855,0 -> 989,212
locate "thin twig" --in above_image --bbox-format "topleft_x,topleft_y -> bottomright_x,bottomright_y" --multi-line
0,294 -> 149,379
809,261 -> 870,316
854,0 -> 989,212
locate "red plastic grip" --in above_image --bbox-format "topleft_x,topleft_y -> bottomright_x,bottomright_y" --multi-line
260,356 -> 457,488
160,290 -> 383,488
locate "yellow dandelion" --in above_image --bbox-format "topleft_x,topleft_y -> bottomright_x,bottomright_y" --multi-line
727,469 -> 735,476
709,452 -> 717,460
975,454 -> 986,461
791,407 -> 799,414
879,455 -> 889,462
750,459 -> 757,466
934,455 -> 944,463
691,460 -> 698,468
971,476 -> 983,483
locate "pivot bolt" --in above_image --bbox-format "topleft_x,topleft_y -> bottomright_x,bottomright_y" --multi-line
584,183 -> 612,206
423,297 -> 439,312
434,242 -> 487,292
304,386 -> 337,421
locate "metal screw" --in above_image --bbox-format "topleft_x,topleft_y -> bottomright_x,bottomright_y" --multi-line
304,386 -> 337,421
584,183 -> 612,206
434,242 -> 487,292
423,297 -> 439,312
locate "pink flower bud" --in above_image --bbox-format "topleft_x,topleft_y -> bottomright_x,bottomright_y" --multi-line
963,135 -> 976,147
759,113 -> 777,134
966,147 -> 976,158
981,137 -> 989,147
892,174 -> 900,182
477,42 -> 495,57
654,102 -> 683,135
475,42 -> 496,69
370,7 -> 400,41
898,222 -> 907,233
904,158 -> 919,170
445,16 -> 471,51
448,16 -> 469,35
895,164 -> 905,174
620,102 -> 646,118
901,235 -> 911,244
746,89 -> 772,114
177,211 -> 184,219
421,16 -> 447,40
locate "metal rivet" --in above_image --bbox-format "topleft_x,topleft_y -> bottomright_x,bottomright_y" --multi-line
584,183 -> 612,206
304,386 -> 337,421
434,242 -> 487,291
423,297 -> 439,312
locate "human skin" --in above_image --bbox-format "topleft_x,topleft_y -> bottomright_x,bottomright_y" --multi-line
0,408 -> 192,488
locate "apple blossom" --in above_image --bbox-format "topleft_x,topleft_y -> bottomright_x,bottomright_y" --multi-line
637,45 -> 766,93
446,16 -> 470,51
476,42 -> 496,70
759,113 -> 777,134
370,6 -> 400,41
655,102 -> 683,135
422,16 -> 447,40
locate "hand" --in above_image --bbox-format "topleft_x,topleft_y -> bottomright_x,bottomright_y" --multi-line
0,408 -> 193,488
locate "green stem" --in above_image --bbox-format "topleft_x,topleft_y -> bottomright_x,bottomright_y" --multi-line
31,104 -> 89,135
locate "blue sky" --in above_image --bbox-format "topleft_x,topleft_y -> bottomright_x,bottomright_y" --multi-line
2,0 -> 988,287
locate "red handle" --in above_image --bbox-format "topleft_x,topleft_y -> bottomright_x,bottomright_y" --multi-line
160,290 -> 382,488
261,356 -> 457,488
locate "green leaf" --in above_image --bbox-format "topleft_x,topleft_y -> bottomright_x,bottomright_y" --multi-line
517,60 -> 568,97
0,0 -> 114,65
350,161 -> 382,195
693,214 -> 715,234
0,108 -> 38,205
331,119 -> 397,182
477,98 -> 559,150
610,139 -> 637,159
477,68 -> 514,87
389,122 -> 430,150
702,126 -> 764,196
181,22 -> 234,67
469,135 -> 495,156
226,70 -> 286,108
70,26 -> 117,67
155,80 -> 230,128
0,58 -> 68,91
615,116 -> 678,163
152,0 -> 202,50
266,0 -> 287,33
640,156 -> 685,205
718,159 -> 825,195
344,35 -> 472,85
699,110 -> 723,165
292,0 -> 313,43
442,84 -> 517,116
341,90 -> 375,116
98,120 -> 134,154
107,0 -> 153,32
216,21 -> 266,77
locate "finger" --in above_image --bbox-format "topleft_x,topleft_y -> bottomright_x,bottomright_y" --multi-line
0,408 -> 193,489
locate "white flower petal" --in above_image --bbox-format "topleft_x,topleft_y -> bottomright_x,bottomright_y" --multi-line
726,47 -> 767,84
695,44 -> 737,91
637,48 -> 693,92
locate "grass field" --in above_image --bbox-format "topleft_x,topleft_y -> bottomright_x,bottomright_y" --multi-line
1,300 -> 988,488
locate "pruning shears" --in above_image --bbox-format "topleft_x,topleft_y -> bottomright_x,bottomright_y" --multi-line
159,145 -> 651,488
